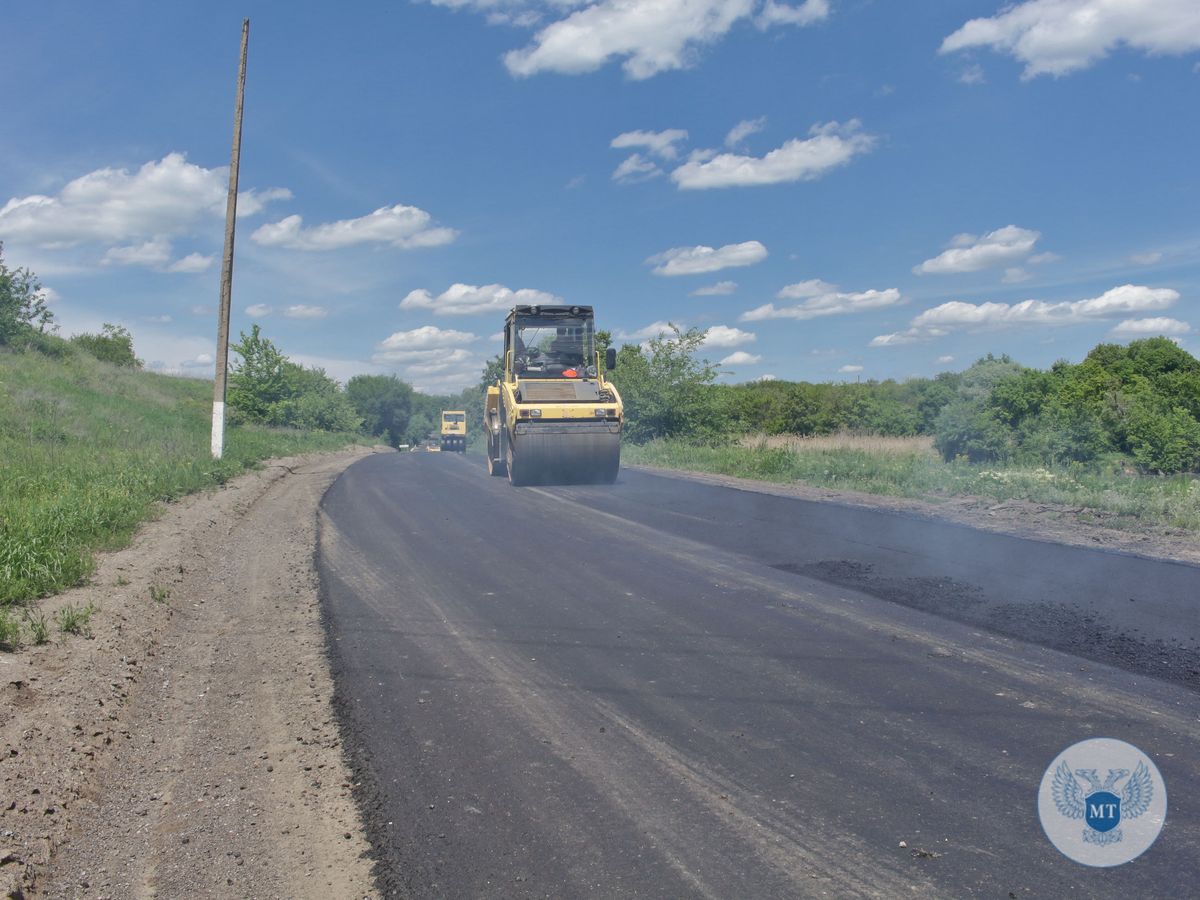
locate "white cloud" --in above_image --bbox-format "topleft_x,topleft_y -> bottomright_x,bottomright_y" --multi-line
283,305 -> 329,319
941,1 -> 1200,79
937,355 -> 955,364
757,0 -> 828,28
702,324 -> 756,347
754,373 -> 777,382
690,280 -> 738,296
1002,267 -> 1031,284
503,0 -> 827,80
870,284 -> 1180,345
741,285 -> 902,321
611,128 -> 689,159
103,237 -> 172,268
376,325 -> 478,353
251,204 -> 457,251
959,63 -> 986,84
838,364 -> 863,374
776,278 -> 837,298
166,252 -> 215,273
411,369 -> 485,394
725,116 -> 767,148
721,350 -> 762,365
0,153 -> 288,251
914,225 -> 1041,275
1110,317 -> 1191,336
39,286 -> 61,305
616,320 -> 674,341
1130,251 -> 1163,265
245,304 -> 272,318
401,348 -> 478,375
612,154 -> 663,183
400,283 -> 561,316
1029,251 -> 1060,264
647,240 -> 767,276
672,120 -> 876,189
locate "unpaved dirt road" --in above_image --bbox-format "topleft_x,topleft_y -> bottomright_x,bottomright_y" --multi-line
2,447 -> 382,899
321,452 -> 1198,898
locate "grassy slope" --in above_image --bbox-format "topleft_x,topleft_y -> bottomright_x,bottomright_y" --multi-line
0,347 -> 362,607
624,434 -> 1200,532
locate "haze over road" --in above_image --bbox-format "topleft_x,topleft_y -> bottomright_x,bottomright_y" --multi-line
319,452 -> 1198,898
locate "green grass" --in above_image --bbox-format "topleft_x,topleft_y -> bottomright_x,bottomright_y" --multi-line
55,601 -> 95,637
624,434 -> 1200,533
1,345 -> 363,608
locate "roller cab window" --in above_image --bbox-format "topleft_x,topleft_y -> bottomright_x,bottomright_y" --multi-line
511,317 -> 595,378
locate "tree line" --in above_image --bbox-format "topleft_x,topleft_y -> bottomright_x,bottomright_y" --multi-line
6,243 -> 1196,473
606,325 -> 1200,474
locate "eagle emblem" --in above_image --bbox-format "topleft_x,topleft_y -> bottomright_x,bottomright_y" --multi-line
1052,760 -> 1154,846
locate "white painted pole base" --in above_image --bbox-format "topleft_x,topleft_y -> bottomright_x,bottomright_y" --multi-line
211,400 -> 226,459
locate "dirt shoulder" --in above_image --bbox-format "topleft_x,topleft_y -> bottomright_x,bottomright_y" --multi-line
629,464 -> 1200,567
1,446 -> 385,899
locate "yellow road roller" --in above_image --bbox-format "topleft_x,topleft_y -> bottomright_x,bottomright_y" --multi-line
485,305 -> 623,485
440,410 -> 467,451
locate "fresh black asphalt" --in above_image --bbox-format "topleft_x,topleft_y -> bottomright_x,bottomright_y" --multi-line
319,451 -> 1199,898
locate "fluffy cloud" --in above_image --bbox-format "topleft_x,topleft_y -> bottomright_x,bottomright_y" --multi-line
937,355 -> 955,364
615,320 -> 674,341
690,280 -> 737,296
838,364 -> 863,374
166,253 -> 214,274
1110,317 -> 1191,336
914,225 -> 1040,275
757,0 -> 828,28
721,350 -> 762,365
702,325 -> 756,347
251,205 -> 457,251
870,284 -> 1180,345
0,153 -> 289,251
941,1 -> 1200,79
245,304 -> 272,318
283,305 -> 329,319
376,325 -> 478,352
400,283 -> 561,316
371,325 -> 484,387
647,240 -> 767,276
103,237 -> 172,268
503,0 -> 828,80
612,154 -> 663,183
611,128 -> 689,159
671,121 -> 875,189
725,116 -> 767,148
741,283 -> 902,321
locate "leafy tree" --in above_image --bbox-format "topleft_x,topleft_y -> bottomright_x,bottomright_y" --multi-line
0,243 -> 55,345
228,325 -> 360,432
933,355 -> 1024,462
70,323 -> 143,368
610,324 -> 725,443
229,325 -> 289,422
347,374 -> 413,446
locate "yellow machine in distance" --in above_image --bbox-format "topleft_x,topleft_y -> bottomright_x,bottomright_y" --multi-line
485,305 -> 623,485
440,410 -> 467,452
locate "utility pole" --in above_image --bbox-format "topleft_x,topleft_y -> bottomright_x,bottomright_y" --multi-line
212,18 -> 249,459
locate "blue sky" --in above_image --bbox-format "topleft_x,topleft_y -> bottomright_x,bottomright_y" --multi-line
2,0 -> 1198,392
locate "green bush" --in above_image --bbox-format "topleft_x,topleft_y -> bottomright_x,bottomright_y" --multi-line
70,323 -> 143,368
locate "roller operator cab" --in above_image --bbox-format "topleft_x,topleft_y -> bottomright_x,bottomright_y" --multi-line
485,305 -> 623,485
440,410 -> 467,452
